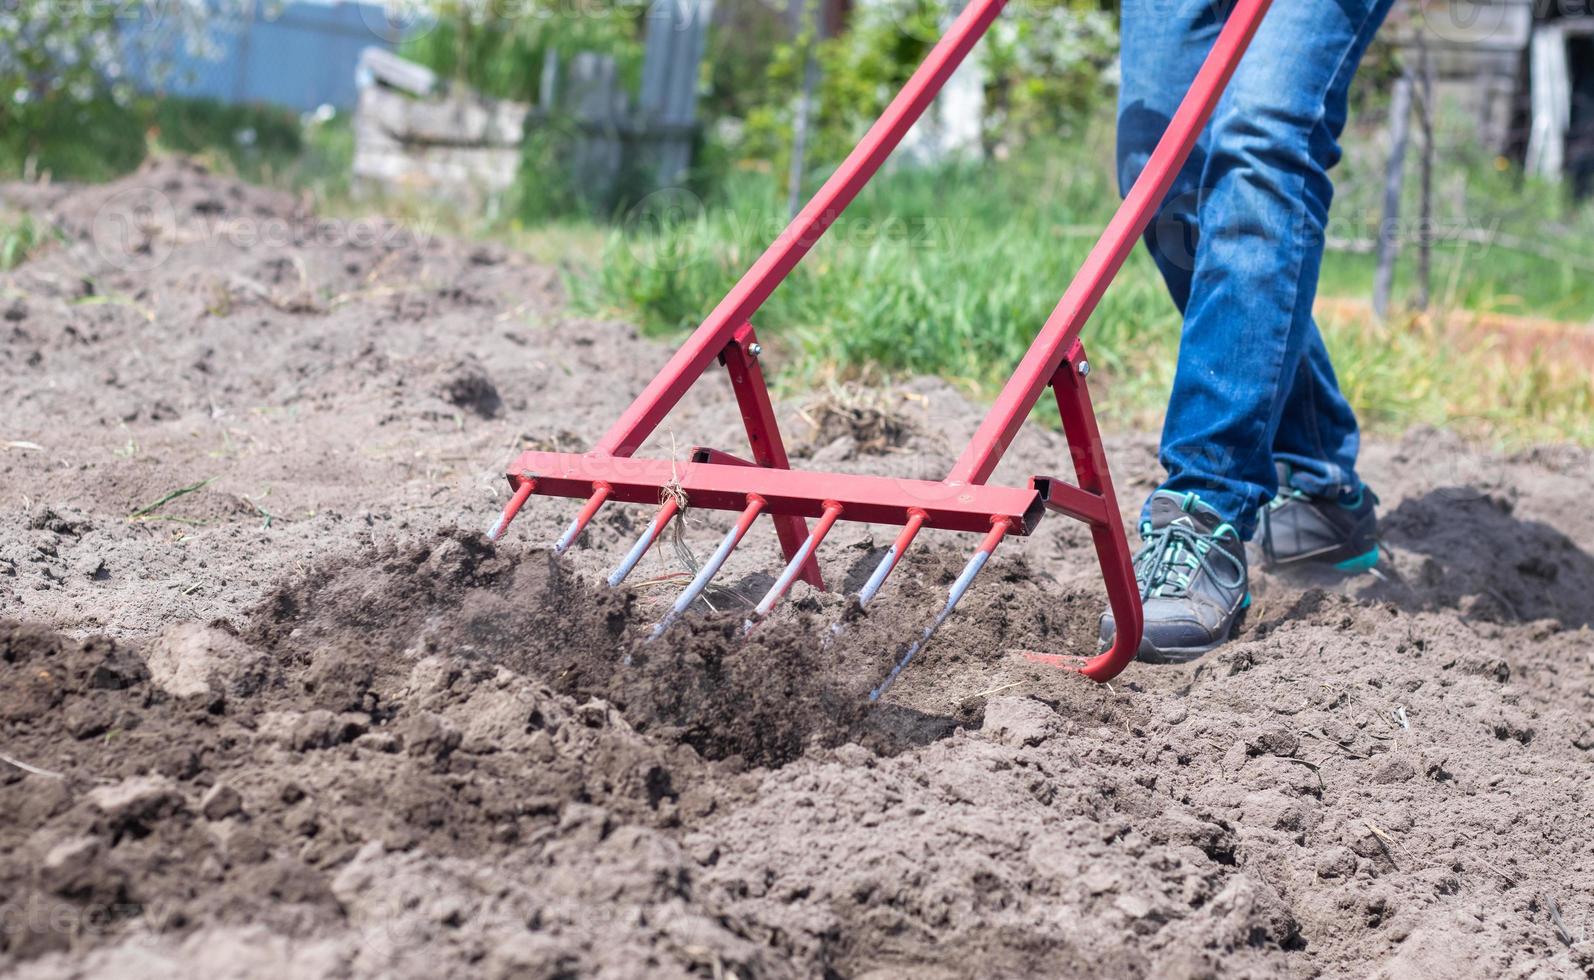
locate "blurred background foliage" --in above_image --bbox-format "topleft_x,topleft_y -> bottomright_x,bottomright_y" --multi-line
397,0 -> 647,104
0,0 -> 1590,444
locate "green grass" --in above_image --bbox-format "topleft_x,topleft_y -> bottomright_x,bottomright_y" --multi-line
1,214 -> 50,270
0,98 -> 146,182
0,95 -> 331,188
1323,125 -> 1594,322
5,94 -> 1589,446
148,98 -> 305,183
579,138 -> 1594,447
1319,244 -> 1594,323
588,137 -> 1174,398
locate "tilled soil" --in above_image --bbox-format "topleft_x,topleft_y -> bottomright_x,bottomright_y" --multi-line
2,160 -> 1592,979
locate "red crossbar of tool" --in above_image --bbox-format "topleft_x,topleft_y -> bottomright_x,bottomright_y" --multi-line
490,0 -> 1276,688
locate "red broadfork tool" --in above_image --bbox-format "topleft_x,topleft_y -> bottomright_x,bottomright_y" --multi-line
489,0 -> 1276,695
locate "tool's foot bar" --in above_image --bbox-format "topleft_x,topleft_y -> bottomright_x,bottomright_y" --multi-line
1029,476 -> 1109,526
649,495 -> 765,640
869,519 -> 1010,702
506,450 -> 1044,535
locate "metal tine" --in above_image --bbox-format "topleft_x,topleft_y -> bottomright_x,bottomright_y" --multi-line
607,497 -> 682,587
869,518 -> 1010,703
823,509 -> 927,646
487,478 -> 537,542
648,495 -> 766,641
743,501 -> 843,632
552,482 -> 612,555
858,509 -> 928,608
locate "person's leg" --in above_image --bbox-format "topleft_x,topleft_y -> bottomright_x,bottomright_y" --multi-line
1260,324 -> 1381,572
1273,327 -> 1362,497
1268,14 -> 1385,501
1154,0 -> 1395,540
1116,0 -> 1220,312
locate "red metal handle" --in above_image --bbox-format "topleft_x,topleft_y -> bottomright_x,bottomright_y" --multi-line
950,0 -> 1275,486
594,0 -> 1010,457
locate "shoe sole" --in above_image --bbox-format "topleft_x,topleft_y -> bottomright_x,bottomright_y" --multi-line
1260,541 -> 1381,575
1123,594 -> 1251,665
1331,545 -> 1381,574
1135,635 -> 1229,665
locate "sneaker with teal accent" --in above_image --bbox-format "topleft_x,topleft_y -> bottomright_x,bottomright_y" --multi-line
1099,490 -> 1251,664
1257,475 -> 1381,573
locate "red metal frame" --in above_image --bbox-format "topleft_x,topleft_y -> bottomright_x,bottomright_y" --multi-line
1027,341 -> 1144,681
495,0 -> 1275,684
720,323 -> 823,588
506,451 -> 1047,533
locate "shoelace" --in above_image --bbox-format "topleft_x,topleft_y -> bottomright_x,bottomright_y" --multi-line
1265,488 -> 1310,511
1133,520 -> 1245,600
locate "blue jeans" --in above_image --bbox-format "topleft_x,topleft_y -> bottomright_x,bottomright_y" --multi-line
1118,0 -> 1394,539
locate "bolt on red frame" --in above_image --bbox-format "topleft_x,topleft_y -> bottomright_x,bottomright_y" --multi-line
491,0 -> 1276,687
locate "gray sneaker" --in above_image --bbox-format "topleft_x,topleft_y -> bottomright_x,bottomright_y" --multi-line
1099,490 -> 1250,664
1257,469 -> 1380,573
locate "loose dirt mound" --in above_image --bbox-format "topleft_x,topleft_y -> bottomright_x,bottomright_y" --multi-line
245,529 -> 881,766
3,160 -> 1593,978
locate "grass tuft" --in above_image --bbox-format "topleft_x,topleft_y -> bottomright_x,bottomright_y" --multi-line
129,478 -> 215,522
0,214 -> 47,270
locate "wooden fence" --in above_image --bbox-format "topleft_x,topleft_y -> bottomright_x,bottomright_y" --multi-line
353,0 -> 713,208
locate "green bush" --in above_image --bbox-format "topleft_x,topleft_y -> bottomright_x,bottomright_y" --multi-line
0,95 -> 308,185
399,1 -> 645,104
0,97 -> 147,182
151,99 -> 303,180
721,0 -> 1115,187
0,0 -> 256,181
982,3 -> 1117,149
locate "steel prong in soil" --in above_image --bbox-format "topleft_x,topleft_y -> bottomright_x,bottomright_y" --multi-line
648,495 -> 765,642
745,501 -> 843,632
552,483 -> 612,555
824,509 -> 929,647
870,519 -> 1010,703
609,498 -> 682,587
487,478 -> 537,542
858,509 -> 928,609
